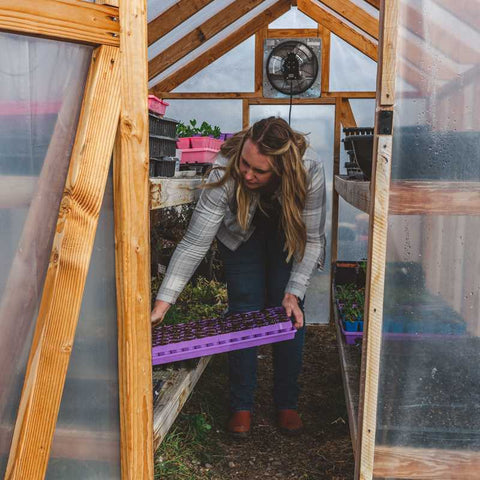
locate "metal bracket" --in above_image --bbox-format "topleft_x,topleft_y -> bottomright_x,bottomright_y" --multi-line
377,110 -> 393,135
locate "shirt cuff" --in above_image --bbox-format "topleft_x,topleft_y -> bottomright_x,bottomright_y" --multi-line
285,282 -> 306,301
156,287 -> 179,304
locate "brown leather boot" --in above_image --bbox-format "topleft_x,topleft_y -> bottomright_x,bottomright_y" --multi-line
227,410 -> 251,438
277,409 -> 304,436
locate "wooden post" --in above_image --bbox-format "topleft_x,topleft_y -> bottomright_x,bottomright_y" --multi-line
355,1 -> 399,479
243,99 -> 250,129
115,0 -> 153,479
320,25 -> 331,95
255,27 -> 268,95
329,97 -> 342,323
5,45 -> 121,480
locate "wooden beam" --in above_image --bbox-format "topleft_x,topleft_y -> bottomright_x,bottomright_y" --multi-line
404,4 -> 480,65
5,45 -> 121,480
329,98 -> 341,324
364,0 -> 379,9
255,27 -> 268,93
248,96 -> 336,104
148,0 -> 214,46
116,0 -> 153,478
317,0 -> 379,39
0,0 -> 119,46
298,0 -> 378,62
320,25 -> 331,94
334,176 -> 370,214
153,357 -> 211,450
374,445 -> 480,479
150,0 -> 291,94
149,0 -> 264,80
150,178 -> 201,210
340,98 -> 357,127
323,91 -> 376,98
152,92 -> 259,99
356,1 -> 399,478
96,0 -> 119,6
267,28 -> 319,37
243,98 -> 250,129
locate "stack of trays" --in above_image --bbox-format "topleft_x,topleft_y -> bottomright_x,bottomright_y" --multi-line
152,306 -> 295,365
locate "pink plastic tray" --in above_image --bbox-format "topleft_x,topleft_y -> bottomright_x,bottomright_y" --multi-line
148,95 -> 169,116
180,148 -> 219,164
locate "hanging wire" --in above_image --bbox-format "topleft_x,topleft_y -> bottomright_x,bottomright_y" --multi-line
288,81 -> 293,126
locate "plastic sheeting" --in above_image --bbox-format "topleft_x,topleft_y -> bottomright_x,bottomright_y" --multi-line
374,0 -> 480,473
46,172 -> 120,479
173,37 -> 255,93
0,33 -> 91,476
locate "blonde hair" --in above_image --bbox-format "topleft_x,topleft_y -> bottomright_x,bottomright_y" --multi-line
205,117 -> 308,262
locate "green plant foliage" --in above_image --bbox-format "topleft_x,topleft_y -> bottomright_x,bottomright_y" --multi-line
176,119 -> 222,138
162,276 -> 227,325
154,413 -> 220,479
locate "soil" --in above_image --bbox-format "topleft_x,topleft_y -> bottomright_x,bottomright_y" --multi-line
160,324 -> 355,479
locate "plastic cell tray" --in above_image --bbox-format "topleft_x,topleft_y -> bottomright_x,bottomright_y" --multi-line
152,306 -> 296,365
180,147 -> 219,164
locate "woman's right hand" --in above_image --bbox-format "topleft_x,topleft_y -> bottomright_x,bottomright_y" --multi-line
151,300 -> 171,327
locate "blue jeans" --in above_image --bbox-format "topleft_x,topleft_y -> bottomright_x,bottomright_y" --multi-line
218,221 -> 305,412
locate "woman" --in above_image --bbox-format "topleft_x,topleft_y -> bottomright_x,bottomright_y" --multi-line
151,117 -> 326,437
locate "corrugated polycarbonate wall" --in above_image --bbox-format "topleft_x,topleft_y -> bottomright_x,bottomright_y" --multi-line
0,33 -> 92,476
374,1 -> 480,477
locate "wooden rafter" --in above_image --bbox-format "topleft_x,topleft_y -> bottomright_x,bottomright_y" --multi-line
298,0 -> 378,61
5,45 -> 121,480
320,25 -> 330,93
363,0 -> 379,9
149,0 -> 264,81
340,98 -> 357,127
116,0 -> 153,477
150,0 -> 291,94
255,27 -> 267,93
267,27 -> 319,37
403,4 -> 479,65
317,0 -> 378,39
148,0 -> 214,46
0,0 -> 119,46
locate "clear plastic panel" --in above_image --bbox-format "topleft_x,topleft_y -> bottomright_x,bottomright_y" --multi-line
149,0 -> 277,88
0,33 -> 91,476
338,199 -> 368,261
374,0 -> 480,474
269,6 -> 318,29
46,172 -> 120,479
250,104 -> 334,325
166,99 -> 243,133
329,34 -> 377,92
172,37 -> 255,93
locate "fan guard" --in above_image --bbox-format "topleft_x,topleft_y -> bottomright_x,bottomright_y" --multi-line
266,40 -> 319,96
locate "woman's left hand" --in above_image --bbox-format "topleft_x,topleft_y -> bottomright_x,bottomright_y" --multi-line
282,293 -> 303,329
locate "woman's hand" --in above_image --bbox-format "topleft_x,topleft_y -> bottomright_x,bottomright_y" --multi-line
282,293 -> 303,329
151,300 -> 171,327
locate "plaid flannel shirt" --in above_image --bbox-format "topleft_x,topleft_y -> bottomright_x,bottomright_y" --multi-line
156,153 -> 327,304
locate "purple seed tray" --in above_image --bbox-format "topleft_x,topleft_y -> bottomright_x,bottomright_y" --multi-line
152,306 -> 296,365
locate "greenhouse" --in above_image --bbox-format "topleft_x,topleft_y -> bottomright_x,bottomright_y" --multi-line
0,0 -> 479,479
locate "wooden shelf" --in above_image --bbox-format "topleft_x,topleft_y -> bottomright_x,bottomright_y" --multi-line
335,175 -> 480,215
153,356 -> 210,450
334,175 -> 370,214
332,292 -> 362,454
150,177 -> 201,210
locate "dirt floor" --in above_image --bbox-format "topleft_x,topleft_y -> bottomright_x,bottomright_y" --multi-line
155,324 -> 355,479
